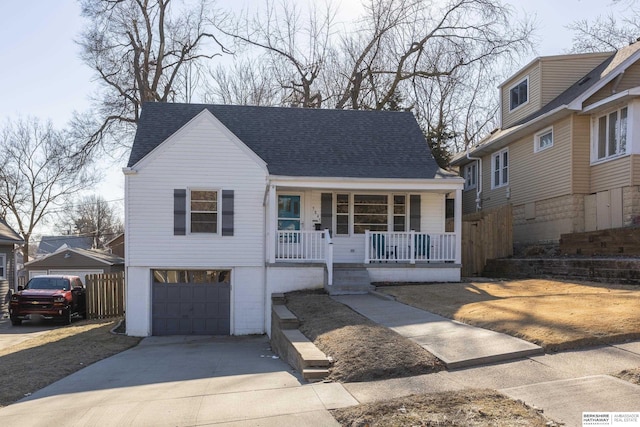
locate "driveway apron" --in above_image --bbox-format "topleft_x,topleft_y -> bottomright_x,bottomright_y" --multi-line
0,335 -> 357,426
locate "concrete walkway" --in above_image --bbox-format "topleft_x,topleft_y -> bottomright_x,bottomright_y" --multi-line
333,293 -> 543,368
333,293 -> 640,427
0,335 -> 357,427
343,341 -> 640,427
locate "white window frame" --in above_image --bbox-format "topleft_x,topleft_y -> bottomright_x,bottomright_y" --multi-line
509,76 -> 529,112
592,105 -> 628,163
333,192 -> 411,235
491,148 -> 509,189
0,253 -> 5,279
188,189 -> 220,234
464,162 -> 477,190
534,127 -> 554,153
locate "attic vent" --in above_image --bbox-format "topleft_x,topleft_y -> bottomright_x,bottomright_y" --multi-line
578,76 -> 591,86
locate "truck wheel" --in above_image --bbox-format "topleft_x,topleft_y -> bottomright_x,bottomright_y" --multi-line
11,319 -> 22,326
63,309 -> 72,325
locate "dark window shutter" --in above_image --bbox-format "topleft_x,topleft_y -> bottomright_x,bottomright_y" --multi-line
174,189 -> 186,235
221,190 -> 234,236
321,193 -> 333,233
410,194 -> 421,232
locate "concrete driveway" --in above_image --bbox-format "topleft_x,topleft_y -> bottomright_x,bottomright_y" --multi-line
0,318 -> 61,351
0,335 -> 357,426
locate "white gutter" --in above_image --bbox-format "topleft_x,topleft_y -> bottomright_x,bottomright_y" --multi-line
466,150 -> 483,212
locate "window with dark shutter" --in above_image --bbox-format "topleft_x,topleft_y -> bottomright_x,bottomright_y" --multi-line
174,189 -> 186,235
221,190 -> 234,236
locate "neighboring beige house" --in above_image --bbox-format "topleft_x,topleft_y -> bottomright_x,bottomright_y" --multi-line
452,42 -> 640,245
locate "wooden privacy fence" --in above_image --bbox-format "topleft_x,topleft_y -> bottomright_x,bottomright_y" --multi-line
85,272 -> 125,319
459,205 -> 513,277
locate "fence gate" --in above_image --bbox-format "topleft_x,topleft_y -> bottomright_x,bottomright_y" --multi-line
85,272 -> 125,319
460,205 -> 513,277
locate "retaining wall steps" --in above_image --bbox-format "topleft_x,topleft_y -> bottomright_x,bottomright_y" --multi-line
270,294 -> 331,382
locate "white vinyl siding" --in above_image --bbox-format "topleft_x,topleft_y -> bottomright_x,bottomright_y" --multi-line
126,112 -> 267,268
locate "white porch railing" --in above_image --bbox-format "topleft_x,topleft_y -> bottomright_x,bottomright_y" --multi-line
365,230 -> 456,263
275,230 -> 327,261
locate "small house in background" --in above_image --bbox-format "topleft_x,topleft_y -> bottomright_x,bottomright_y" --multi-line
124,103 -> 464,337
452,42 -> 640,246
36,235 -> 93,258
106,233 -> 125,258
24,247 -> 124,284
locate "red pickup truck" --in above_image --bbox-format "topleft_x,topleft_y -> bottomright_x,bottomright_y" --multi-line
9,275 -> 87,326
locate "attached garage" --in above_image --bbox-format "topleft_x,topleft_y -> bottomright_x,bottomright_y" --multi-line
151,269 -> 231,335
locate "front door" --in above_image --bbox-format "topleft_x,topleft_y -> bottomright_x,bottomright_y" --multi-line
278,195 -> 302,255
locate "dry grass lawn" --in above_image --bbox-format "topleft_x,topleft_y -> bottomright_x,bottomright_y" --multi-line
331,389 -> 554,427
286,291 -> 561,425
380,279 -> 640,351
285,291 -> 444,382
0,319 -> 140,407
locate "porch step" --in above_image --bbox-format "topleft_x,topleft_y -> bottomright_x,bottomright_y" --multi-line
327,267 -> 373,295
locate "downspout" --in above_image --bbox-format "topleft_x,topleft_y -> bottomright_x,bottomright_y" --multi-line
466,150 -> 483,211
262,181 -> 270,336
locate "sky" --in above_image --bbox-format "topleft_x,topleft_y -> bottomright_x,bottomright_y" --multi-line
0,0 -> 634,234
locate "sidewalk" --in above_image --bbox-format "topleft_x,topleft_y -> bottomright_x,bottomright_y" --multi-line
333,293 -> 640,427
333,293 -> 543,368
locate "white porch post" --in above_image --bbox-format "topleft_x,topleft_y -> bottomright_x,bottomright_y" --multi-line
454,188 -> 463,264
268,184 -> 277,263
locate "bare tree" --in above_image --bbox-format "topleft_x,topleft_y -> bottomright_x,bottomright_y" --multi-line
0,118 -> 98,262
214,0 -> 533,160
568,10 -> 640,53
205,58 -> 283,106
58,195 -> 124,250
215,0 -> 337,108
75,0 -> 229,155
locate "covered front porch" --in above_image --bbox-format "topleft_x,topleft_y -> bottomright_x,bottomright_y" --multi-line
264,176 -> 463,286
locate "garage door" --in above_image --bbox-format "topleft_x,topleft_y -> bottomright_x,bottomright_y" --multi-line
152,269 -> 231,335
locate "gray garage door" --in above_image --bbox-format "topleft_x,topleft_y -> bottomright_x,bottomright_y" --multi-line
152,270 -> 230,335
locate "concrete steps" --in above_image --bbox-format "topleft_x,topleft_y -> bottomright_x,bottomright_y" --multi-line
326,267 -> 373,295
270,294 -> 331,381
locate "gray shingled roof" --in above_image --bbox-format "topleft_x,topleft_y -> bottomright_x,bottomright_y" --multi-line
128,103 -> 446,179
0,218 -> 23,244
37,235 -> 93,255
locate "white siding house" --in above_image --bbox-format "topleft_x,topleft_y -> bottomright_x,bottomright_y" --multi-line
125,103 -> 464,337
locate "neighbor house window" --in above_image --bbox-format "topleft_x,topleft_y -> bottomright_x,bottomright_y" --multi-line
491,148 -> 509,189
0,254 -> 5,279
464,162 -> 477,190
595,106 -> 628,161
190,190 -> 218,233
353,194 -> 388,234
535,127 -> 553,152
336,194 -> 350,235
509,77 -> 529,111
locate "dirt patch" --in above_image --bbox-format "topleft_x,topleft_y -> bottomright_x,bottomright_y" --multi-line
0,318 -> 140,407
285,291 -> 443,382
380,279 -> 640,351
331,389 -> 554,426
616,368 -> 640,385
